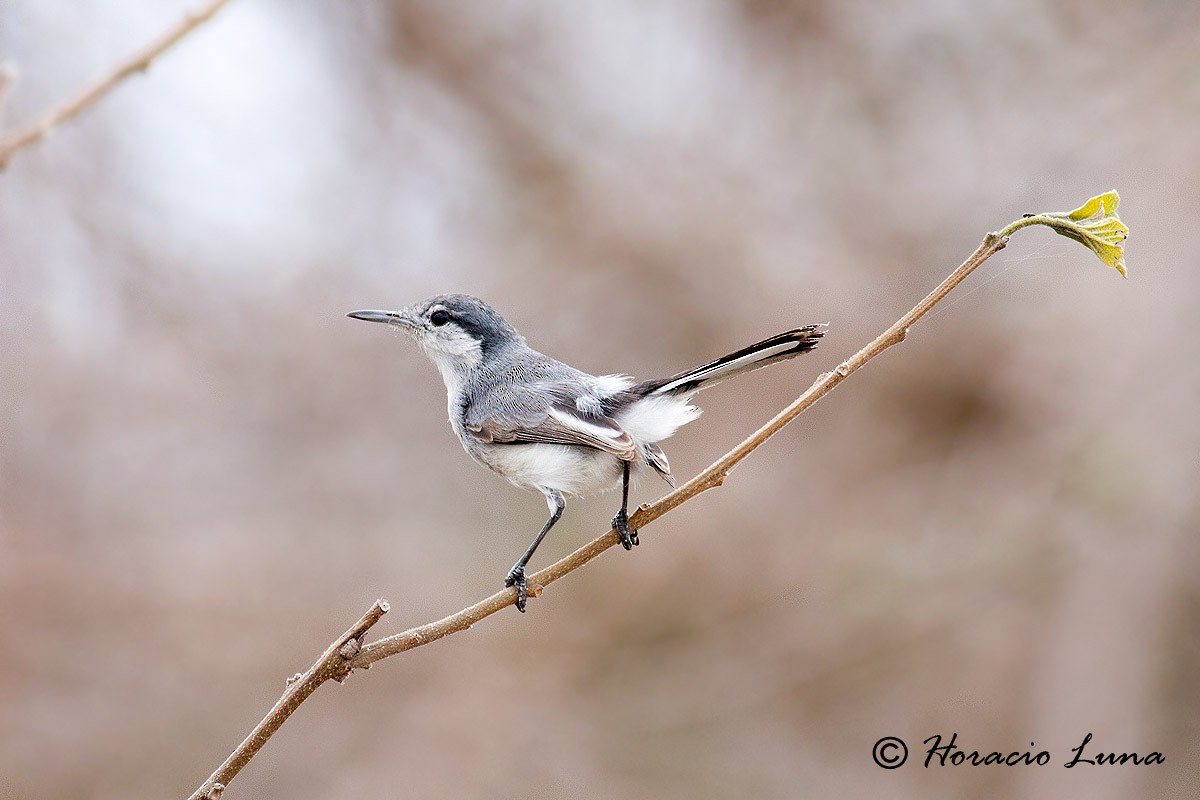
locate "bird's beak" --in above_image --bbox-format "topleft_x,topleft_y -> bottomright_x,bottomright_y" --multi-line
347,309 -> 416,328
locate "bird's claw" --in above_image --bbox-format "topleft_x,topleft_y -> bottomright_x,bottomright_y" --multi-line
612,508 -> 638,550
505,565 -> 528,612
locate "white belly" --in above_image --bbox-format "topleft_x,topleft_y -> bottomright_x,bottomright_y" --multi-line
472,441 -> 628,497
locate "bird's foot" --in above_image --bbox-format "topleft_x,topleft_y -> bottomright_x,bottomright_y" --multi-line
612,508 -> 639,550
505,565 -> 528,612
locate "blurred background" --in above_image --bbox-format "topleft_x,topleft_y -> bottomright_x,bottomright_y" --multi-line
1,0 -> 1196,798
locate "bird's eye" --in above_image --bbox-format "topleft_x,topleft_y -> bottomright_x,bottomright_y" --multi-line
429,309 -> 451,326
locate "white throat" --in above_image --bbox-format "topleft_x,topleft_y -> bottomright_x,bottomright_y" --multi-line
418,332 -> 483,401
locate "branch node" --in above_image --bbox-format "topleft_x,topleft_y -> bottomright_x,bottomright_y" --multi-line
879,327 -> 908,348
984,231 -> 1010,250
835,363 -> 851,377
205,783 -> 225,799
338,638 -> 362,661
285,672 -> 303,687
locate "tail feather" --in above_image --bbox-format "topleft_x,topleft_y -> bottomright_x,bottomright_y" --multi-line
639,324 -> 826,397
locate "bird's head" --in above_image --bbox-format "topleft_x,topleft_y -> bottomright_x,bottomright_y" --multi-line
348,294 -> 524,384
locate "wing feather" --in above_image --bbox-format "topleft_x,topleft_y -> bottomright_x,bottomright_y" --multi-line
465,397 -> 638,461
645,442 -> 676,487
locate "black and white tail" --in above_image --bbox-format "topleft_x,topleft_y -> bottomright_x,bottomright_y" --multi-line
637,324 -> 826,397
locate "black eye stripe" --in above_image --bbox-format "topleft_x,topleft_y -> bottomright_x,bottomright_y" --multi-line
429,309 -> 451,326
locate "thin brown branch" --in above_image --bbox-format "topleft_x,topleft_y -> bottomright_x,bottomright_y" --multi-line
0,0 -> 233,170
188,229 -> 1013,798
182,221 -> 1027,796
187,600 -> 389,800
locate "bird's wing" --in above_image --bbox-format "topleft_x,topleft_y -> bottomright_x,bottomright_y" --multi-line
464,386 -> 638,461
644,442 -> 676,487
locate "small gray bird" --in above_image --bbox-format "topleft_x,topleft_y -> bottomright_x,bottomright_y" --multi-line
348,295 -> 824,611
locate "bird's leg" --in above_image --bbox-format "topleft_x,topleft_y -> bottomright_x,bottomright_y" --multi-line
611,460 -> 638,550
505,488 -> 565,612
